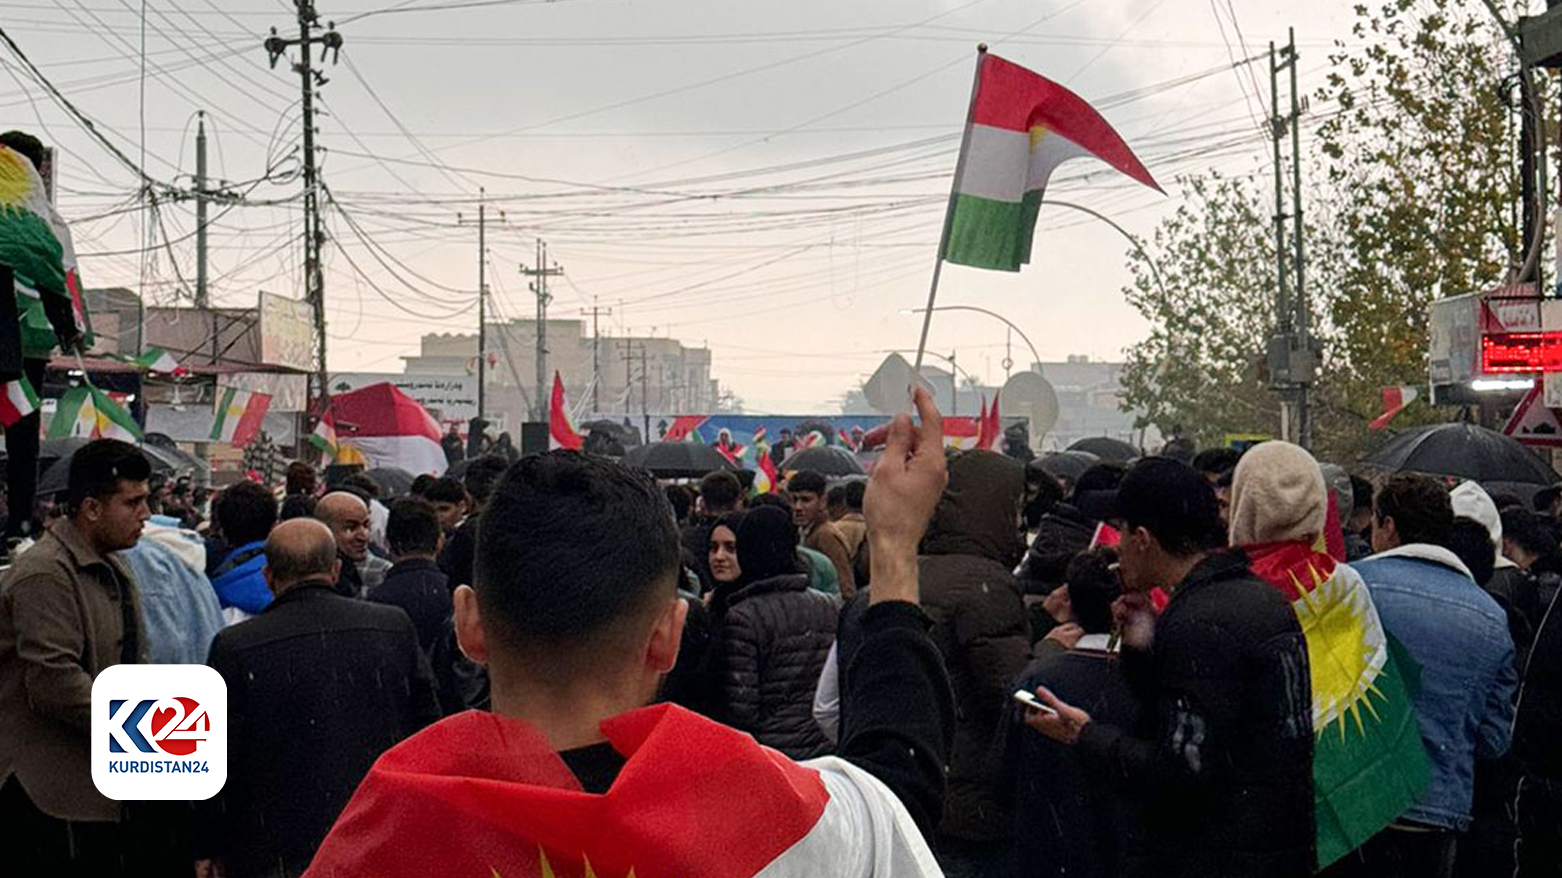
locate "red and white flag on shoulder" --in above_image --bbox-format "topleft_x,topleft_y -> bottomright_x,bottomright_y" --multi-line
1368,385 -> 1419,431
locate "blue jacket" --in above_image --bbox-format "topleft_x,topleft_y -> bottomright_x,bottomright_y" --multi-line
118,524 -> 224,665
211,540 -> 274,616
1353,544 -> 1519,830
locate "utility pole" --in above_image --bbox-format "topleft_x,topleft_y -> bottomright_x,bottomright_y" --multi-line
266,2 -> 342,411
520,239 -> 564,421
459,195 -> 503,422
195,111 -> 209,310
1266,30 -> 1317,450
580,300 -> 612,415
619,341 -> 650,442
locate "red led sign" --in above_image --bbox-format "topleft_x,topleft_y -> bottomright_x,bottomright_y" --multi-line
1481,332 -> 1562,374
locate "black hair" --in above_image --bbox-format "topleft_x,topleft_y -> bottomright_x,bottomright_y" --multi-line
1073,462 -> 1127,497
285,460 -> 317,495
340,471 -> 382,500
1446,517 -> 1495,586
1374,473 -> 1452,548
664,484 -> 695,524
464,455 -> 510,506
1191,447 -> 1242,477
1502,507 -> 1558,558
1114,458 -> 1224,556
789,470 -> 828,496
279,493 -> 317,521
474,451 -> 680,657
844,479 -> 866,512
826,484 -> 848,509
67,439 -> 151,514
1066,547 -> 1121,635
0,131 -> 45,170
1349,475 -> 1374,513
735,504 -> 801,585
1489,492 -> 1526,512
423,476 -> 467,505
409,474 -> 437,497
387,497 -> 441,556
697,470 -> 743,513
1023,461 -> 1065,529
214,481 -> 278,546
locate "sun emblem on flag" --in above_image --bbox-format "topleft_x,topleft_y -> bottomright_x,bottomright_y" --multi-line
1287,563 -> 1389,739
492,848 -> 637,878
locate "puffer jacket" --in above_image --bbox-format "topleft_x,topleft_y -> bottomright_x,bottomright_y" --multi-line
1017,501 -> 1095,595
717,572 -> 839,759
917,449 -> 1029,844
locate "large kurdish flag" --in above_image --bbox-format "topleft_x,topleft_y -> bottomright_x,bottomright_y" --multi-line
49,385 -> 141,442
943,53 -> 1160,271
1247,542 -> 1428,868
0,146 -> 90,356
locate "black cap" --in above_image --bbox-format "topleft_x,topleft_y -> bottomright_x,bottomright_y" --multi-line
1113,457 -> 1224,556
1534,485 -> 1561,513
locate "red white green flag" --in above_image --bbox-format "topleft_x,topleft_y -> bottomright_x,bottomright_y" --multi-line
1245,541 -> 1429,867
210,386 -> 271,446
0,145 -> 89,357
942,53 -> 1160,271
309,411 -> 340,460
0,376 -> 39,427
48,385 -> 140,441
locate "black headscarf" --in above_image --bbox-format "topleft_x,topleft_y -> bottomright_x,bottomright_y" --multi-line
736,504 -> 801,586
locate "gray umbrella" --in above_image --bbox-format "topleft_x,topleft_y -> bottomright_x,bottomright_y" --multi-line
1361,422 -> 1560,486
779,445 -> 865,477
36,440 -> 184,498
620,441 -> 738,479
365,467 -> 416,498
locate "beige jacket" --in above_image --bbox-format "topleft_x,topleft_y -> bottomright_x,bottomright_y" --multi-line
0,518 -> 145,821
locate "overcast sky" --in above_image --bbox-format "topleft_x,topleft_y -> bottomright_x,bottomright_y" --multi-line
2,0 -> 1363,412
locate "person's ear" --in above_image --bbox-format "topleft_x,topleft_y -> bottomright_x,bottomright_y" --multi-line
330,558 -> 342,581
646,595 -> 688,675
263,565 -> 278,595
81,496 -> 101,523
453,585 -> 487,665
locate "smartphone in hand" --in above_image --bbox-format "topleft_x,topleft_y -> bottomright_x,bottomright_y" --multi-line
1012,689 -> 1058,717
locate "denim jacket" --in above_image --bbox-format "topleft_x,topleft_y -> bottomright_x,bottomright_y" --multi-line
117,523 -> 224,665
1353,543 -> 1519,830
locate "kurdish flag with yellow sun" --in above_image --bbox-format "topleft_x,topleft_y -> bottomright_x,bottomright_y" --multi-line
1247,542 -> 1429,868
0,145 -> 90,357
941,52 -> 1161,271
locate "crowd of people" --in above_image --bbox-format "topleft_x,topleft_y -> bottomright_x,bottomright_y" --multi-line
0,387 -> 1559,878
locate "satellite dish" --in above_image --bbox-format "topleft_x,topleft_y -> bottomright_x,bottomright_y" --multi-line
863,353 -> 935,414
1001,371 -> 1059,443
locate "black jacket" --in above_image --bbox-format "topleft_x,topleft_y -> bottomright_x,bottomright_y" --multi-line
716,573 -> 839,759
1488,565 -> 1543,661
1076,551 -> 1314,878
918,450 -> 1029,843
998,643 -> 1141,878
335,550 -> 364,598
367,558 -> 451,655
1516,587 -> 1562,780
1017,502 -> 1095,595
200,583 -> 441,878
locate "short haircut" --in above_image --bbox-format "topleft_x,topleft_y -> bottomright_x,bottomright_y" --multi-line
387,497 -> 441,556
265,524 -> 338,583
409,474 -> 437,497
698,470 -> 743,513
1374,473 -> 1452,547
1114,458 -> 1224,556
67,439 -> 151,513
1191,447 -> 1242,477
475,452 -> 680,662
826,484 -> 847,509
1502,507 -> 1558,558
464,455 -> 510,505
1446,517 -> 1496,586
0,131 -> 45,170
1349,476 -> 1374,512
844,479 -> 865,512
215,481 -> 278,546
1066,548 -> 1121,635
664,484 -> 694,523
789,470 -> 828,496
423,476 -> 467,505
285,461 -> 316,496
340,471 -> 382,500
279,493 -> 316,521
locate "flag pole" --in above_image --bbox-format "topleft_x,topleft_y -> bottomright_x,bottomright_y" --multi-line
913,43 -> 988,378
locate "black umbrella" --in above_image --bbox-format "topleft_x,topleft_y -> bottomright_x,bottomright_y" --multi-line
620,441 -> 737,479
365,467 -> 416,498
1067,436 -> 1141,462
1035,450 -> 1100,486
1362,422 -> 1560,486
780,445 -> 865,477
36,439 -> 183,498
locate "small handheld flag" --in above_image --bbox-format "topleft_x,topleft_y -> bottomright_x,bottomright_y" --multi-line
0,376 -> 39,427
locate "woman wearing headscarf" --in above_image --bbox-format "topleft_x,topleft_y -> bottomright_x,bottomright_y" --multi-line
712,504 -> 840,759
1229,441 -> 1427,873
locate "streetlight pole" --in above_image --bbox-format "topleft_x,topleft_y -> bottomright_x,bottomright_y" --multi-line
906,305 -> 1044,372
